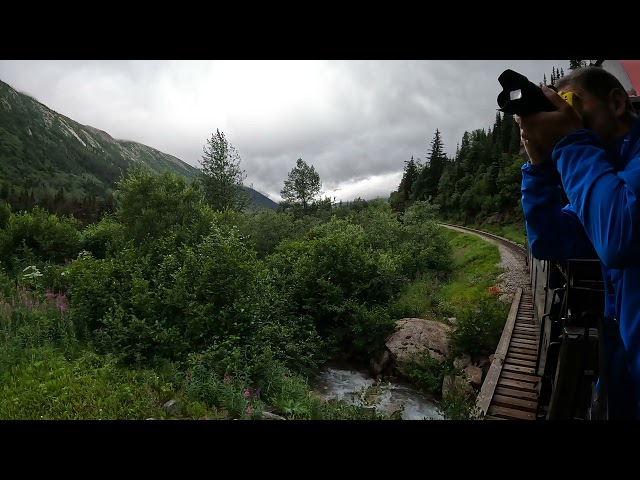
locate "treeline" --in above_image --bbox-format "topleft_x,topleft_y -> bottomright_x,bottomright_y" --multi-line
0,182 -> 116,224
390,60 -> 584,225
390,117 -> 524,224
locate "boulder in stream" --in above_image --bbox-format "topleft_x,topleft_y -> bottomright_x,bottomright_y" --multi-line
386,318 -> 452,370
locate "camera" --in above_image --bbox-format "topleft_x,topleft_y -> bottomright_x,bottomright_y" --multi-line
497,69 -> 581,116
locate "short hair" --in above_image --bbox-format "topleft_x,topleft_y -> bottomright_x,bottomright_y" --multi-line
555,66 -> 634,111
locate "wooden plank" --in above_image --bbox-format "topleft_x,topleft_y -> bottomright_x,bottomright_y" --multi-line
514,323 -> 536,329
511,334 -> 537,342
501,370 -> 541,383
514,327 -> 536,333
512,332 -> 537,339
509,346 -> 538,355
512,334 -> 537,342
498,377 -> 537,391
484,415 -> 507,420
503,363 -> 537,375
507,351 -> 538,361
505,357 -> 537,367
476,287 -> 522,418
513,333 -> 537,340
514,325 -> 537,332
509,347 -> 533,356
509,344 -> 538,353
492,394 -> 537,411
511,338 -> 538,347
495,386 -> 539,401
488,405 -> 536,420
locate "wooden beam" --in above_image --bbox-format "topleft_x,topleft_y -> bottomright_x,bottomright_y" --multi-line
476,287 -> 522,418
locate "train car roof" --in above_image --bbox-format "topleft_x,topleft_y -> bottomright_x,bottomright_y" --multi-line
601,60 -> 640,102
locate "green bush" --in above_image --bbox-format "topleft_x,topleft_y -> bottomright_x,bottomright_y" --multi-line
114,167 -> 214,250
439,385 -> 482,420
234,210 -> 311,258
397,350 -> 452,395
450,296 -> 508,357
0,207 -> 82,276
80,216 -> 127,259
267,217 -> 406,356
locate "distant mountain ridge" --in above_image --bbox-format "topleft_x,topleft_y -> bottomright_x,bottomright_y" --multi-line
0,79 -> 278,211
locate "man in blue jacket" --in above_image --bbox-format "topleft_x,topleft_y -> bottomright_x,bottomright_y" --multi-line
518,66 -> 640,419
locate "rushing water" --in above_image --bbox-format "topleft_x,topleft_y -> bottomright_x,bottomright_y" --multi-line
311,363 -> 444,420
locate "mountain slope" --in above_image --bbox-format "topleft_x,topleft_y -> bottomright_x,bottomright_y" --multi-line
0,79 -> 277,211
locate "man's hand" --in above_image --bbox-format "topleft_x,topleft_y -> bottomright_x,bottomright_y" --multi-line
521,137 -> 551,165
515,85 -> 584,165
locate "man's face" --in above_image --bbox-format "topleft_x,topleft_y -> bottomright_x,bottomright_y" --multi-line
563,82 -> 618,144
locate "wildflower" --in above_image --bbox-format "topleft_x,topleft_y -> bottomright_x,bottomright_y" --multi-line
243,389 -> 250,399
245,407 -> 252,416
223,371 -> 230,384
45,291 -> 55,299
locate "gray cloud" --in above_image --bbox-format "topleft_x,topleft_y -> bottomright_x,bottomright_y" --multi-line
0,59 -> 569,202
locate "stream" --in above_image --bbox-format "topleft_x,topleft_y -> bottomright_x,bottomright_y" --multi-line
311,361 -> 444,420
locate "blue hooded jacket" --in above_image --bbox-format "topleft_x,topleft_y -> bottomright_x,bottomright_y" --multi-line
521,114 -> 640,418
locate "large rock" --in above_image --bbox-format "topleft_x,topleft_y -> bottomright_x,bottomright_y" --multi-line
464,365 -> 483,389
386,318 -> 452,369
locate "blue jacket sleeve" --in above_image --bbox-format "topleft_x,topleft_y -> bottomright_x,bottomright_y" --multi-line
521,161 -> 596,261
552,130 -> 640,269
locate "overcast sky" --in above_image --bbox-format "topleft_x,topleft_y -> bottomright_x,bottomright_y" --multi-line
0,60 -> 569,203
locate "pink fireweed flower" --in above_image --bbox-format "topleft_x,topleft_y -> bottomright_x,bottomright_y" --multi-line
45,291 -> 55,299
245,407 -> 252,416
243,389 -> 250,398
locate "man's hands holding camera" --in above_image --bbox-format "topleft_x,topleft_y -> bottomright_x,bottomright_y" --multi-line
515,85 -> 584,165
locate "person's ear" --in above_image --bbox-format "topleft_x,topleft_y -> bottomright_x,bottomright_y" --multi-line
610,88 -> 628,117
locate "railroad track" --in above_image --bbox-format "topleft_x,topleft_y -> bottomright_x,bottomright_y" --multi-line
438,223 -> 527,261
438,223 -> 540,420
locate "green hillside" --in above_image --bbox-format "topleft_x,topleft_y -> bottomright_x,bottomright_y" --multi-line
0,79 -> 277,216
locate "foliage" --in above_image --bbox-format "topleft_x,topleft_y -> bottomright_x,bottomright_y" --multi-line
230,209 -> 315,258
397,350 -> 452,395
114,167 -> 214,250
0,348 -> 168,420
266,217 -> 404,358
0,206 -> 82,277
450,296 -> 508,357
0,280 -> 74,349
0,80 -> 199,221
198,129 -> 249,212
280,158 -> 322,214
79,215 -> 127,259
433,228 -> 505,317
397,201 -> 453,277
439,384 -> 482,420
